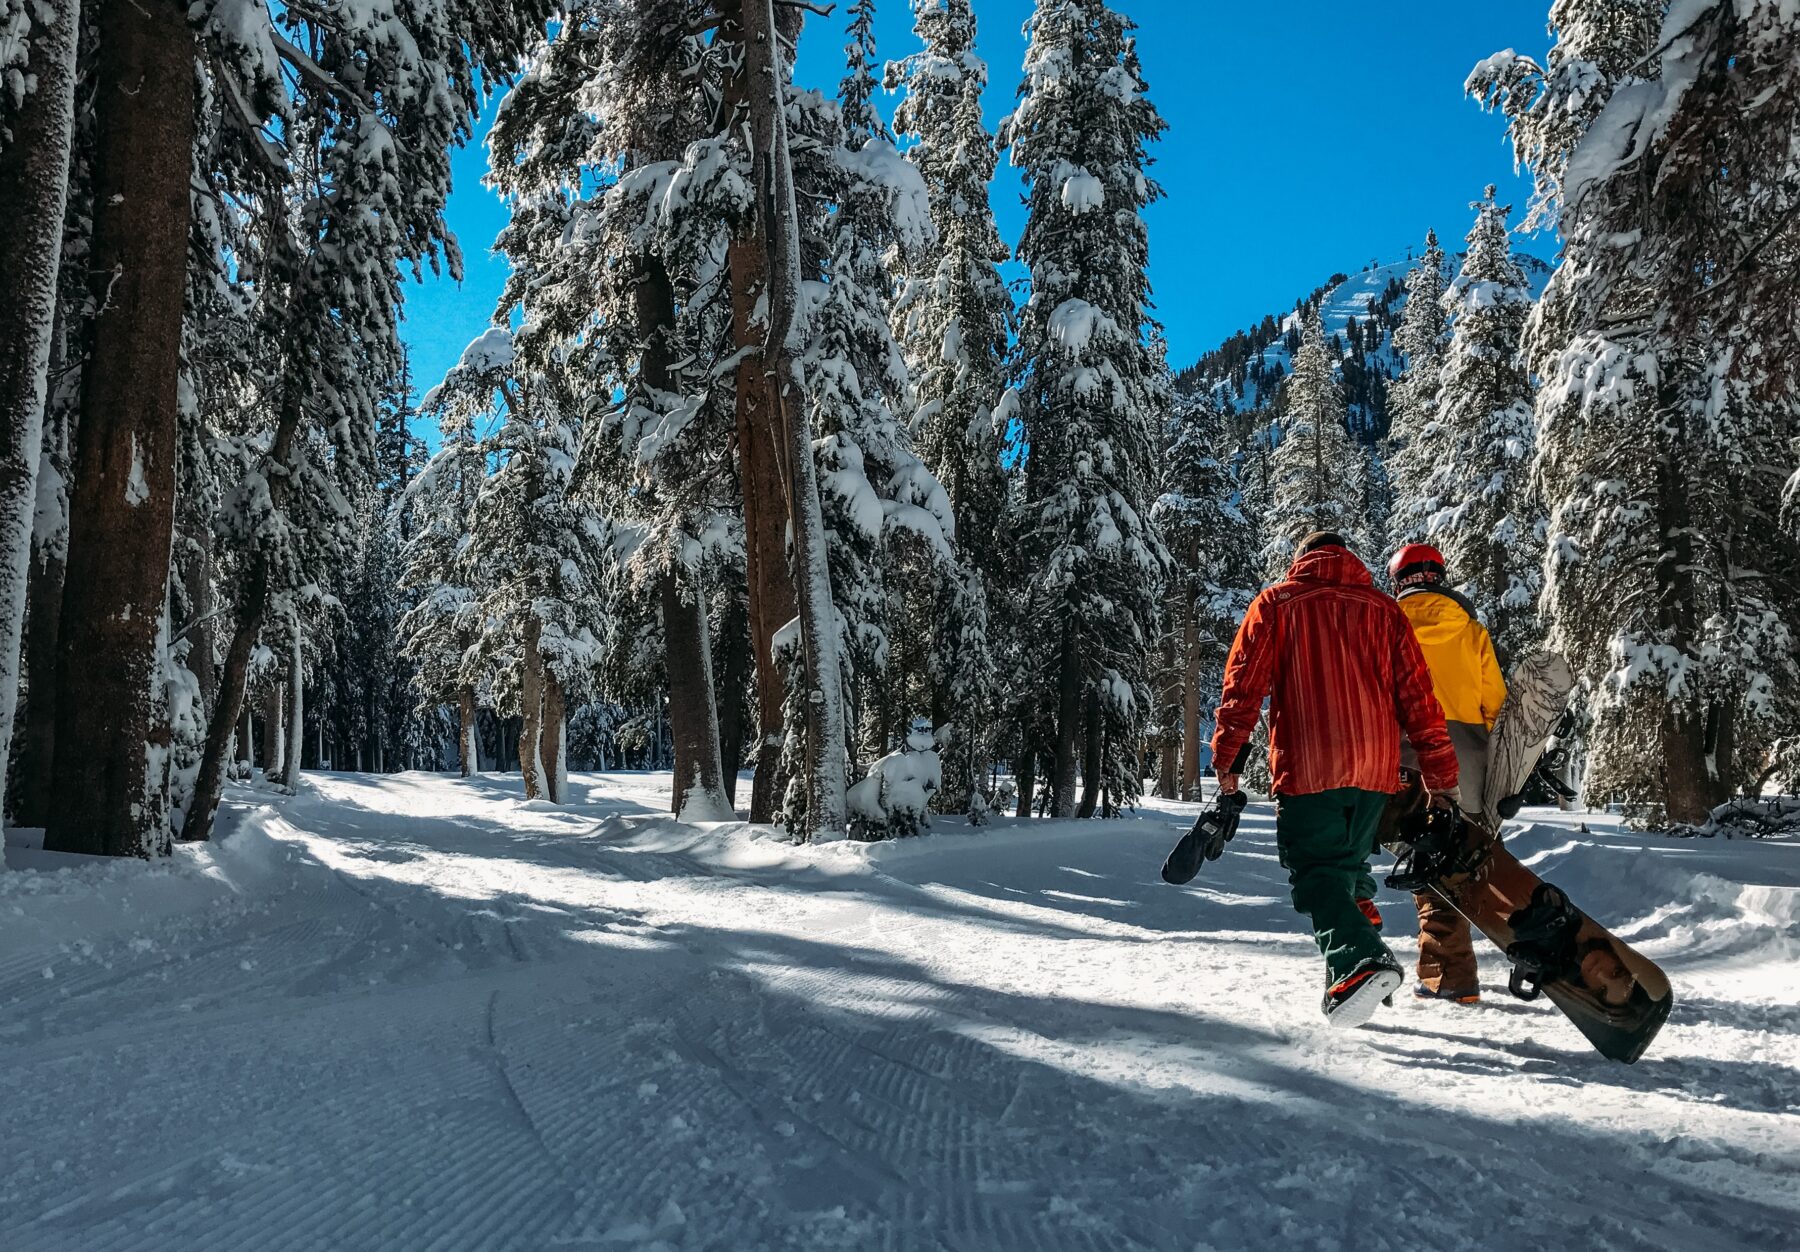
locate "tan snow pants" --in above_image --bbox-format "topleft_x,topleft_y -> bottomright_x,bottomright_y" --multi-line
1408,721 -> 1488,995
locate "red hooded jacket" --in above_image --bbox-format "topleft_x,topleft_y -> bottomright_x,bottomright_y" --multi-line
1210,545 -> 1460,797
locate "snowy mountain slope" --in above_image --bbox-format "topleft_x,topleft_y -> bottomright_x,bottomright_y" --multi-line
2,773 -> 1796,1250
1177,252 -> 1554,435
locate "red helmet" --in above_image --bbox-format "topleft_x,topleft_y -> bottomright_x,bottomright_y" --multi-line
1389,543 -> 1446,588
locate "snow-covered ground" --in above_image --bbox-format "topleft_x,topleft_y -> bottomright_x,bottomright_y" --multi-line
3,773 -> 1797,1251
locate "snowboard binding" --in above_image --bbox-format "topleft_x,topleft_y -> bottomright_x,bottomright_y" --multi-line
1161,790 -> 1250,885
1384,800 -> 1493,893
1505,882 -> 1583,1000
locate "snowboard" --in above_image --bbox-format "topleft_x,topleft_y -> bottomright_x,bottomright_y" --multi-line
1380,779 -> 1674,1063
1482,651 -> 1575,826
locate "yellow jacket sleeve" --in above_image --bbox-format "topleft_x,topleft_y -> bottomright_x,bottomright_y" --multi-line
1476,627 -> 1507,729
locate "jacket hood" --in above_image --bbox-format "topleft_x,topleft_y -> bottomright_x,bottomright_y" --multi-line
1285,544 -> 1374,589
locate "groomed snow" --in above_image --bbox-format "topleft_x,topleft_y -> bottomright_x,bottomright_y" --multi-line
3,773 -> 1797,1250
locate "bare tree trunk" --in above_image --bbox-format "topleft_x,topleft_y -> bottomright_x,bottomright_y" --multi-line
633,252 -> 729,822
1153,613 -> 1180,800
542,673 -> 565,804
1179,580 -> 1203,799
458,687 -> 478,777
16,312 -> 69,829
1662,709 -> 1712,826
716,590 -> 750,810
728,244 -> 796,824
1014,726 -> 1036,818
722,0 -> 800,827
1076,687 -> 1102,819
181,520 -> 216,715
0,0 -> 79,823
663,569 -> 731,821
1051,620 -> 1082,818
518,617 -> 547,800
186,562 -> 268,839
263,682 -> 285,779
744,0 -> 844,840
283,643 -> 302,790
45,0 -> 194,857
17,553 -> 63,827
1654,383 -> 1710,826
239,704 -> 254,773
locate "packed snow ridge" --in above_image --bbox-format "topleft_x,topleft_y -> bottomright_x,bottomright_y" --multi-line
3,772 -> 1796,1250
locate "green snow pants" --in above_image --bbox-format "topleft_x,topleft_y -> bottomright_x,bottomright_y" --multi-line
1275,788 -> 1396,985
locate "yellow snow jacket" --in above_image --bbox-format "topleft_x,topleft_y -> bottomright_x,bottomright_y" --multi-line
1397,587 -> 1507,731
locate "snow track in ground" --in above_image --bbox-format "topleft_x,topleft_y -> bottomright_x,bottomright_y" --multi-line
3,773 -> 1797,1250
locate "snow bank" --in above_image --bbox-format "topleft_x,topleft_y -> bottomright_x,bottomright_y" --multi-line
1,804 -> 289,963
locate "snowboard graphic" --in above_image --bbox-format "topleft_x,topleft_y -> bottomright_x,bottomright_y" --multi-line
1380,780 -> 1673,1063
1482,651 -> 1575,826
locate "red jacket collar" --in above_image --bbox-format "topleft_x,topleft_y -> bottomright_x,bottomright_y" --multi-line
1285,544 -> 1374,588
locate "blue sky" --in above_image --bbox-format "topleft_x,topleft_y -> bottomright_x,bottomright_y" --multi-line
398,1 -> 1551,401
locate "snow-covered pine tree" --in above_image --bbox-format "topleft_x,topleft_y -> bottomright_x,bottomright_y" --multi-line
888,0 -> 1012,815
459,349 -> 605,805
1260,306 -> 1368,576
1424,187 -> 1541,661
1472,0 -> 1800,822
1001,0 -> 1170,819
781,3 -> 956,833
487,0 -> 736,821
42,0 -> 557,853
710,0 -> 847,837
1155,398 -> 1257,798
1385,229 -> 1452,547
399,340 -> 496,778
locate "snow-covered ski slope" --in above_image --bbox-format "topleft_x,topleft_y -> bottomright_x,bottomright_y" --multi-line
3,773 -> 1797,1251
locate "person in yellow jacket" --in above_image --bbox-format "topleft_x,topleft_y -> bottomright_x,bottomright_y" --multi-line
1388,543 -> 1506,1003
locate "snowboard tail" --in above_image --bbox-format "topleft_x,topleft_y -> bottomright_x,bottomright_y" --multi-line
1380,780 -> 1673,1063
1482,651 -> 1575,826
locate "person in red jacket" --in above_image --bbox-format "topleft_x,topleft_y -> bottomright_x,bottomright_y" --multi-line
1211,532 -> 1461,1026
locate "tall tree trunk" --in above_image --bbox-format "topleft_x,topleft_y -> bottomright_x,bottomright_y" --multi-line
263,682 -> 285,778
1077,687 -> 1102,819
1662,709 -> 1712,827
663,569 -> 731,821
542,672 -> 565,804
518,616 -> 546,800
45,0 -> 195,857
1153,616 -> 1180,800
1051,620 -> 1082,818
17,551 -> 63,827
728,245 -> 795,825
0,0 -> 80,824
17,306 -> 69,828
186,561 -> 268,839
283,642 -> 302,790
180,519 -> 216,715
1014,726 -> 1036,818
1708,700 -> 1734,808
744,0 -> 844,840
239,703 -> 254,772
1654,382 -> 1709,826
716,590 -> 750,810
186,341 -> 311,838
722,0 -> 800,827
1179,580 -> 1203,800
633,252 -> 729,822
458,687 -> 478,777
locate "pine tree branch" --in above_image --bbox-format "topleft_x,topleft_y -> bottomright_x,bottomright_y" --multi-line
771,0 -> 836,16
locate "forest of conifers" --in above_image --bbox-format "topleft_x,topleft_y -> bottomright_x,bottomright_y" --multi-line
0,0 -> 1796,857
